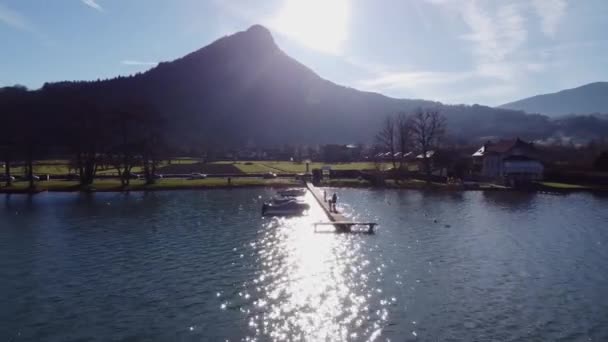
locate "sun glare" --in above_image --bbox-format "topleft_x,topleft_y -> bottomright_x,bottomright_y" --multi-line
271,0 -> 350,55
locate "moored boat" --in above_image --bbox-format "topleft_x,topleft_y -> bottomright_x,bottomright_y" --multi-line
269,197 -> 305,205
277,188 -> 307,197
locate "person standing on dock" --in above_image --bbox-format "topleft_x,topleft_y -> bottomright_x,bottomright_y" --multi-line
331,193 -> 338,212
323,190 -> 327,202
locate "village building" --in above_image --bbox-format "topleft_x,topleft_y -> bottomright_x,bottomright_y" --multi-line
472,138 -> 544,184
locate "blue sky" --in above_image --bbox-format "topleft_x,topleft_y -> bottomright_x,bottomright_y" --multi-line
1,0 -> 607,106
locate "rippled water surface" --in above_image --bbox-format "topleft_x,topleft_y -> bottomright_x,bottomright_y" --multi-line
1,189 -> 608,341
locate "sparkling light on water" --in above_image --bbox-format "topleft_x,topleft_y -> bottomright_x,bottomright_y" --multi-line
243,192 -> 390,340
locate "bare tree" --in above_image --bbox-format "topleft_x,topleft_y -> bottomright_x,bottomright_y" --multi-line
410,108 -> 446,183
140,110 -> 167,185
1,146 -> 14,187
68,102 -> 108,187
375,116 -> 396,170
396,112 -> 411,170
141,132 -> 165,185
108,107 -> 145,187
0,86 -> 25,187
14,87 -> 40,190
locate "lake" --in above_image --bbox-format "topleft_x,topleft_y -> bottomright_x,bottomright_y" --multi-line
1,189 -> 607,341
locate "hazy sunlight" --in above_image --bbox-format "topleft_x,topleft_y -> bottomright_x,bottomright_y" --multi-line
271,0 -> 349,55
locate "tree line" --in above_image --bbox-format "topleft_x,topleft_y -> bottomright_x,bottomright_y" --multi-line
0,86 -> 168,189
375,108 -> 447,183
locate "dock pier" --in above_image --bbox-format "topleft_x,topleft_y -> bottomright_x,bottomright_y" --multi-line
305,182 -> 377,233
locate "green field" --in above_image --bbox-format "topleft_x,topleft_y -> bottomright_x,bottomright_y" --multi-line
0,177 -> 300,192
3,159 -> 389,178
4,158 -> 203,176
538,182 -> 590,189
236,161 -> 388,173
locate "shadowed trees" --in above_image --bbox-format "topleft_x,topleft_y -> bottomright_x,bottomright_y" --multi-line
141,132 -> 165,185
67,102 -> 108,187
376,108 -> 447,183
0,86 -> 43,189
410,108 -> 446,183
0,83 -> 172,191
375,116 -> 397,170
595,151 -> 608,172
140,112 -> 168,185
0,86 -> 27,186
396,112 -> 411,170
108,107 -> 146,187
21,92 -> 43,190
62,96 -> 169,188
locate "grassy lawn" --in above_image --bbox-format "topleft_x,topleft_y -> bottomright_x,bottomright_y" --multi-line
318,178 -> 372,187
142,177 -> 298,189
0,177 -> 300,192
159,161 -> 388,174
538,182 -> 590,189
241,161 -> 389,173
215,161 -> 279,174
384,179 -> 447,188
5,159 -> 391,178
4,159 -> 201,177
10,164 -> 71,175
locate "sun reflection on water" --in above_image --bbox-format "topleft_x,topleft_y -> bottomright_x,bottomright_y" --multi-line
242,192 -> 390,341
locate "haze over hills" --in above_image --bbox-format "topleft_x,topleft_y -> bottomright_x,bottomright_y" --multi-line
499,82 -> 608,117
2,25 -> 608,149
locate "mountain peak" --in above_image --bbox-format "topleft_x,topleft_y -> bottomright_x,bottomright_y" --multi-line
239,24 -> 276,49
246,24 -> 272,36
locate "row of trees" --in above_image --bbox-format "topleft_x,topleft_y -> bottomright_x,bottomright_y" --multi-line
375,108 -> 446,182
0,86 -> 168,189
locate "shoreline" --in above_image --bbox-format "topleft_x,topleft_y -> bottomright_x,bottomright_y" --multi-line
1,178 -> 606,195
0,179 -> 300,194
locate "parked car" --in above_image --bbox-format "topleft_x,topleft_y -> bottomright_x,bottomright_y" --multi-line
128,173 -> 141,179
263,172 -> 277,179
153,173 -> 163,179
0,175 -> 15,182
189,173 -> 207,179
22,175 -> 40,181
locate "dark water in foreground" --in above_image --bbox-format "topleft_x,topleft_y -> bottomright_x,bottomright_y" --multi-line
1,189 -> 607,341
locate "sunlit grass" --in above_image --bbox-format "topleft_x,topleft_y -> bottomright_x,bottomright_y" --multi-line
0,177 -> 300,192
5,160 -> 389,177
238,161 -> 388,173
539,182 -> 589,189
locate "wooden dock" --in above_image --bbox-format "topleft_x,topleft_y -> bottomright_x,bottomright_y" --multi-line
305,182 -> 377,233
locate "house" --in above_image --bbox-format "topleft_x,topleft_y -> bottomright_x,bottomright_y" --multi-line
472,138 -> 544,183
412,150 -> 447,175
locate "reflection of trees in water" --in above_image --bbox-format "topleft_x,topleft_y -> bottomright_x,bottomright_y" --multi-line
417,190 -> 465,210
590,192 -> 608,201
481,191 -> 538,212
370,189 -> 466,212
72,191 -> 166,218
3,193 -> 37,212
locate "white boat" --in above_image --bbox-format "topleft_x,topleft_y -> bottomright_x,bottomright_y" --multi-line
270,197 -> 305,205
262,200 -> 310,216
277,188 -> 307,197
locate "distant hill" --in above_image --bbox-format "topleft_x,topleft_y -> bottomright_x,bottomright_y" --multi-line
2,25 -> 608,151
499,82 -> 608,116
